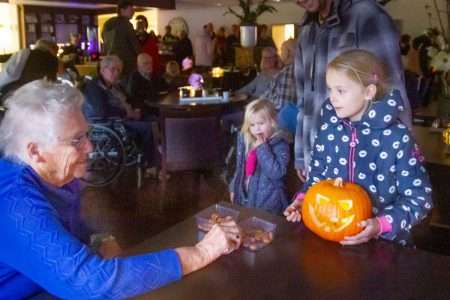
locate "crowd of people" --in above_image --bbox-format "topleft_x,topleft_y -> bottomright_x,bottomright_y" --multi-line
0,0 -> 435,298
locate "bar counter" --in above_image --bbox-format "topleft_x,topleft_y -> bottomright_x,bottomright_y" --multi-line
128,202 -> 450,300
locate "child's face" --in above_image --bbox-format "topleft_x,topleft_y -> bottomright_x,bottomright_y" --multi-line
249,112 -> 274,140
326,68 -> 373,122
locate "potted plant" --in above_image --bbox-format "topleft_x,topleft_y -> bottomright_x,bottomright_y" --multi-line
224,0 -> 277,48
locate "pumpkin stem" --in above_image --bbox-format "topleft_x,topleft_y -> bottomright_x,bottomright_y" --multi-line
333,177 -> 344,187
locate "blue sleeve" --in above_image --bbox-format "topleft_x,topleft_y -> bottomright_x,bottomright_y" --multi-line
0,187 -> 182,299
256,139 -> 290,180
379,132 -> 433,241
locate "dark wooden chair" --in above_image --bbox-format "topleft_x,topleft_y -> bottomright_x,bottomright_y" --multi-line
158,105 -> 225,191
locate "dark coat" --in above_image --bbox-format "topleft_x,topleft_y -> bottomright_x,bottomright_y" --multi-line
230,132 -> 290,215
127,71 -> 167,108
82,77 -> 127,121
102,16 -> 141,77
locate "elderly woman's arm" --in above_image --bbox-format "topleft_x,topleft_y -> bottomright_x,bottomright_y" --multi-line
0,183 -> 239,299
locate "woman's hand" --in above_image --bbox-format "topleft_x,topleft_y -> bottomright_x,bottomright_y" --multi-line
284,196 -> 303,223
98,236 -> 123,259
340,218 -> 380,246
176,220 -> 242,275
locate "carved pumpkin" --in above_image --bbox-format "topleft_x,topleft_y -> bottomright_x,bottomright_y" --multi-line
302,178 -> 372,242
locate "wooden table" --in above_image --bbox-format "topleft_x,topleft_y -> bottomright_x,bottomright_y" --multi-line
146,90 -> 248,111
129,202 -> 450,300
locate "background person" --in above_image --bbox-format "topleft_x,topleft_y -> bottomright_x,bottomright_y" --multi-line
127,53 -> 168,111
237,47 -> 282,99
102,0 -> 141,79
229,99 -> 290,215
135,14 -> 161,74
293,0 -> 412,182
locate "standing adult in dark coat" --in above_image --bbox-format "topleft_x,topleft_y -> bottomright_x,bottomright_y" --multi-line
173,30 -> 193,66
293,0 -> 411,181
102,0 -> 141,79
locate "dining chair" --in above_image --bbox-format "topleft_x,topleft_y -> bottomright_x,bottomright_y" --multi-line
158,105 -> 225,191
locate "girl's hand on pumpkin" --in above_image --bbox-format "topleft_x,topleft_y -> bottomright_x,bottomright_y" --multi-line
296,169 -> 307,182
340,218 -> 380,246
284,198 -> 303,223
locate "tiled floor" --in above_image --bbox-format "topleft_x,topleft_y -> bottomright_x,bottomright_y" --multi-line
81,165 -> 450,256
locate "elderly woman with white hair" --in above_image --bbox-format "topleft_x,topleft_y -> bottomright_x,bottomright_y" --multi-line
0,80 -> 241,299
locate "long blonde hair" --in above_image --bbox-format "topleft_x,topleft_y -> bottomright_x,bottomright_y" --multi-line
327,49 -> 391,100
241,99 -> 278,153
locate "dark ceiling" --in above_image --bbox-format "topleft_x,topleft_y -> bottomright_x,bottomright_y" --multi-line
0,0 -> 175,9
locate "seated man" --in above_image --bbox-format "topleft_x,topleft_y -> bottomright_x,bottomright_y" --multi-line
83,55 -> 157,170
222,47 -> 282,132
236,47 -> 282,99
261,38 -> 298,135
0,79 -> 240,299
127,53 -> 167,111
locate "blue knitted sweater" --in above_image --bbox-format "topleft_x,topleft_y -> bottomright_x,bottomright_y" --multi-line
0,159 -> 182,299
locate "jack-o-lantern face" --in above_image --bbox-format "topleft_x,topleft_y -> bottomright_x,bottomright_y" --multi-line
302,178 -> 372,242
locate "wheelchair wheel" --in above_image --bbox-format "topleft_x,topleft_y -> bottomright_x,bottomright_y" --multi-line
82,124 -> 126,187
111,121 -> 140,167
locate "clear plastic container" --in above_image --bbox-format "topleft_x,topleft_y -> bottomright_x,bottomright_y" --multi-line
195,204 -> 240,232
239,217 -> 277,251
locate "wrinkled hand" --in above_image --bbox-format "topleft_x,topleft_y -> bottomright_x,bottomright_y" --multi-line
284,197 -> 303,223
98,237 -> 123,259
296,169 -> 307,182
196,220 -> 242,261
340,218 -> 380,246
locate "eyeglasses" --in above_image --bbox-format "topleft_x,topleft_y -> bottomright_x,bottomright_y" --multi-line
58,132 -> 90,150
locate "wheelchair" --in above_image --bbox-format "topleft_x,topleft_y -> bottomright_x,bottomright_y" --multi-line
82,118 -> 144,188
